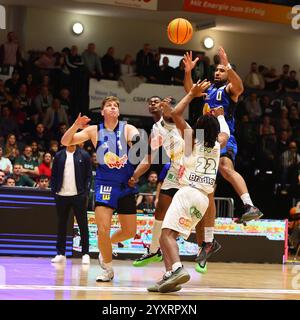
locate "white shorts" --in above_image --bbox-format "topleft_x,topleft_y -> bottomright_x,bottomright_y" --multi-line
162,186 -> 209,240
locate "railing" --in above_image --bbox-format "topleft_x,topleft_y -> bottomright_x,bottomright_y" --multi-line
214,197 -> 235,218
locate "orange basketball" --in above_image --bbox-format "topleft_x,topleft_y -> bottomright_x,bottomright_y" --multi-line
167,18 -> 193,45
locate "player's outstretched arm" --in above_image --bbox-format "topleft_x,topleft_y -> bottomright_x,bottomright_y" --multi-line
211,107 -> 230,149
183,51 -> 199,93
61,113 -> 97,147
218,47 -> 244,100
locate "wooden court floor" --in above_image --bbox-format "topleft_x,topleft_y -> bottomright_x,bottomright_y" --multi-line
0,257 -> 299,300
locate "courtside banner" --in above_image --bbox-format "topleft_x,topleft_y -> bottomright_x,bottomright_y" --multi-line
75,0 -> 157,10
183,0 -> 292,25
89,79 -> 189,118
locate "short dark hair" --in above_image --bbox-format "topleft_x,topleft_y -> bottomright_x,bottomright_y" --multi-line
194,114 -> 220,149
38,175 -> 49,181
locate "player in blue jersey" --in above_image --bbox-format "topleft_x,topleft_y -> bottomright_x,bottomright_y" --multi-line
183,47 -> 263,272
61,96 -> 140,282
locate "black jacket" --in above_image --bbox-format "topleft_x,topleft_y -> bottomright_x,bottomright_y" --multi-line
51,148 -> 92,196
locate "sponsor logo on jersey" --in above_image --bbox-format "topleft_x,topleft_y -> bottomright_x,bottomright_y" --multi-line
190,206 -> 202,219
104,152 -> 128,169
167,172 -> 177,183
179,217 -> 192,229
188,173 -> 215,186
100,185 -> 112,200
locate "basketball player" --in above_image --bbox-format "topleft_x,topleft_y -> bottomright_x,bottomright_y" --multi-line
130,95 -> 192,268
147,80 -> 230,293
61,96 -> 140,282
183,47 -> 263,273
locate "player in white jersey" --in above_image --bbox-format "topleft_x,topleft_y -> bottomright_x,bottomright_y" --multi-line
130,96 -> 186,269
147,80 -> 230,293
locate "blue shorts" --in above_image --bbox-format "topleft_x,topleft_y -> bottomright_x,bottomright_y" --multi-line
95,180 -> 137,214
220,135 -> 237,162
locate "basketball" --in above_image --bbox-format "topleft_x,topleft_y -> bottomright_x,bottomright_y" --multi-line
167,18 -> 193,45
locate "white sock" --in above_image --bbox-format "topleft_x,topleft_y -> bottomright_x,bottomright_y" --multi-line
172,262 -> 182,272
103,261 -> 113,270
164,270 -> 172,278
149,219 -> 163,254
240,193 -> 254,206
204,227 -> 214,243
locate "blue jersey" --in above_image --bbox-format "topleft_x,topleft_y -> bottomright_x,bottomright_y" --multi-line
202,84 -> 236,135
96,121 -> 135,184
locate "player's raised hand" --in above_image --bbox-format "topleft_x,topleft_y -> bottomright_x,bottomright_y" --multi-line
190,79 -> 211,98
74,113 -> 91,129
183,51 -> 199,73
218,47 -> 229,67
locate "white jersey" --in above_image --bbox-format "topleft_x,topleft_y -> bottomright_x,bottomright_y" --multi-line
179,140 -> 220,195
151,117 -> 185,189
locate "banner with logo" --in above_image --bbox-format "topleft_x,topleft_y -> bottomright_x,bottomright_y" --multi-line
75,0 -> 158,10
89,79 -> 189,119
183,0 -> 293,25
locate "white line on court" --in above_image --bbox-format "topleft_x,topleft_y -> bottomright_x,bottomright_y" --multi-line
0,285 -> 299,295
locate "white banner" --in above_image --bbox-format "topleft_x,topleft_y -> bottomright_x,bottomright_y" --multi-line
75,0 -> 157,10
89,79 -> 189,119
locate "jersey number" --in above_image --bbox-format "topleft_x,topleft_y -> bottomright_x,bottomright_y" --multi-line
196,158 -> 217,175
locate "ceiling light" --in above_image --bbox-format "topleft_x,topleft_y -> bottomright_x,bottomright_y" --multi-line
72,22 -> 84,35
203,37 -> 214,49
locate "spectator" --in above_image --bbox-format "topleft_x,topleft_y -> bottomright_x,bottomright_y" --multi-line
30,140 -> 43,163
0,105 -> 20,139
280,64 -> 290,83
136,43 -> 154,80
0,31 -> 22,67
65,45 -> 84,71
32,123 -> 50,151
15,145 -> 39,178
0,146 -> 13,174
17,83 -> 32,112
12,163 -> 36,187
5,175 -> 16,187
25,74 -> 38,100
259,115 -> 275,136
102,46 -> 119,80
34,85 -> 53,116
158,56 -> 174,85
120,54 -> 135,76
82,43 -> 103,78
279,141 -> 300,193
244,62 -> 265,90
11,97 -> 26,131
37,175 -> 50,190
5,70 -> 21,96
264,67 -> 281,91
38,152 -> 52,178
34,46 -> 56,71
245,92 -> 262,121
289,105 -> 300,130
4,133 -> 20,163
173,58 -> 185,86
43,98 -> 69,132
0,79 -> 12,106
282,70 -> 300,93
277,130 -> 290,156
260,95 -> 272,116
192,53 -> 208,82
136,171 -> 158,209
49,140 -> 59,157
59,88 -> 71,115
0,170 -> 5,186
54,122 -> 68,142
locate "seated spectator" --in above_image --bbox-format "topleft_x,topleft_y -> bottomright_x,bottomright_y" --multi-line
279,64 -> 290,83
120,54 -> 135,76
0,105 -> 20,139
148,52 -> 160,83
0,31 -> 22,67
4,133 -> 20,164
34,46 -> 56,71
38,152 -> 52,178
15,145 -> 39,178
11,98 -> 26,131
278,141 -> 300,193
192,53 -> 209,82
264,67 -> 281,91
37,175 -> 50,190
54,122 -> 68,142
277,130 -> 290,156
289,105 -> 300,130
12,163 -> 36,187
0,146 -> 13,174
245,92 -> 262,121
136,43 -> 155,80
158,56 -> 174,85
173,58 -> 185,86
282,70 -> 300,93
31,140 -> 43,163
59,88 -> 71,115
25,73 -> 39,100
32,123 -> 50,151
102,46 -> 119,80
43,98 -> 69,133
34,85 -> 53,116
49,140 -> 59,157
0,79 -> 12,106
0,170 -> 5,186
17,84 -> 32,112
256,132 -> 277,172
136,171 -> 158,209
244,62 -> 265,90
51,52 -> 71,95
260,95 -> 272,115
259,115 -> 275,136
82,43 -> 103,78
5,70 -> 21,96
65,45 -> 84,71
5,175 -> 16,187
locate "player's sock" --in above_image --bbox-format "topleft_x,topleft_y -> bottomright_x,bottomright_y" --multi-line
149,219 -> 163,254
103,261 -> 113,270
204,227 -> 214,243
240,193 -> 254,207
172,262 -> 183,272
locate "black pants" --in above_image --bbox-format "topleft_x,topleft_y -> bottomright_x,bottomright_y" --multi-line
55,194 -> 89,255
